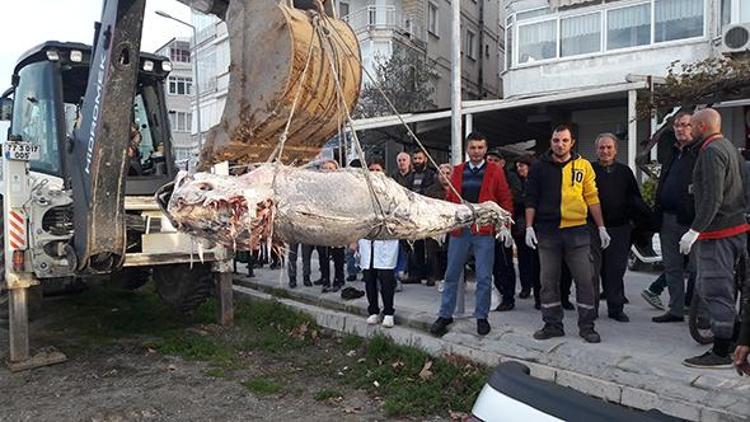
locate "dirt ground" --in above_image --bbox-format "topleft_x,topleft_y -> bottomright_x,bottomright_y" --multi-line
0,289 -> 449,422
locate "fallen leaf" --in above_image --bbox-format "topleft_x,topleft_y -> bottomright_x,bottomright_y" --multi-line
418,360 -> 433,380
346,349 -> 357,357
391,360 -> 404,370
449,410 -> 470,421
288,322 -> 309,340
373,380 -> 380,388
357,358 -> 366,363
146,348 -> 156,354
167,364 -> 177,371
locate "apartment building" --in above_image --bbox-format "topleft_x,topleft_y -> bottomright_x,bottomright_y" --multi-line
154,37 -> 196,161
342,0 -> 503,105
499,0 -> 750,163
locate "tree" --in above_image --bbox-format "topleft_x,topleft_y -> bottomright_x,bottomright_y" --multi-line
634,56 -> 750,172
355,45 -> 439,118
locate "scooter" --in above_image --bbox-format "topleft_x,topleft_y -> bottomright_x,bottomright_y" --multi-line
628,232 -> 662,272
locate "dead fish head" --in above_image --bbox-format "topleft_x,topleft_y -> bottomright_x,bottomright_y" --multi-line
167,170 -> 274,249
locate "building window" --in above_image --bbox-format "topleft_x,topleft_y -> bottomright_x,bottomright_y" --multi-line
169,111 -> 193,133
339,1 -> 349,18
168,76 -> 193,95
721,0 -> 732,27
170,48 -> 191,63
561,13 -> 601,57
465,30 -> 477,59
518,20 -> 557,64
428,2 -> 439,36
654,0 -> 704,43
505,16 -> 514,71
197,48 -> 217,93
606,4 -> 651,50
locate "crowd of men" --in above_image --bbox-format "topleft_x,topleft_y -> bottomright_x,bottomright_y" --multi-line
244,107 -> 750,371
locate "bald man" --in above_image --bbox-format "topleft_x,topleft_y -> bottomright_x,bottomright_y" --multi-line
680,108 -> 749,369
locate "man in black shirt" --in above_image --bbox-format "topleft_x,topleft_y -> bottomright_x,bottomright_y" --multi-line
405,150 -> 437,283
591,133 -> 644,322
644,112 -> 698,323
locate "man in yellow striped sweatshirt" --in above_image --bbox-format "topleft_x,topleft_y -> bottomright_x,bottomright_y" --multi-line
525,124 -> 610,343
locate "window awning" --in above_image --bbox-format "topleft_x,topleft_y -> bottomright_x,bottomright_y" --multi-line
550,0 -> 601,8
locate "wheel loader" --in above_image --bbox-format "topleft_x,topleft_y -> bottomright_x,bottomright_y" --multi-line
0,0 -> 360,371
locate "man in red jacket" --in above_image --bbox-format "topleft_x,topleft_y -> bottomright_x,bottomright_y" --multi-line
430,132 -> 513,336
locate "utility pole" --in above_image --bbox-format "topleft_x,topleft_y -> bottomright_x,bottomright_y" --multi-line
450,0 -> 462,165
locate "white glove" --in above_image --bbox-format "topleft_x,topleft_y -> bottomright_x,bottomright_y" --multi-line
525,227 -> 538,250
679,229 -> 700,255
499,226 -> 513,248
598,226 -> 611,250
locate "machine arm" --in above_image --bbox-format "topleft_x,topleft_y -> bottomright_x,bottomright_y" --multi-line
67,0 -> 147,273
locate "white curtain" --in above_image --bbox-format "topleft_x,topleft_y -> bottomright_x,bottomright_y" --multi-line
608,4 -> 650,31
518,20 -> 557,61
519,20 -> 556,45
655,0 -> 703,22
562,13 -> 600,38
561,13 -> 601,55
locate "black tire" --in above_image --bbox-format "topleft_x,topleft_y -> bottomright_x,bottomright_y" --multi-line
688,294 -> 714,345
110,268 -> 151,291
153,263 -> 214,314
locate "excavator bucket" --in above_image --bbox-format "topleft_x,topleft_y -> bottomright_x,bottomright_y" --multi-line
196,0 -> 361,168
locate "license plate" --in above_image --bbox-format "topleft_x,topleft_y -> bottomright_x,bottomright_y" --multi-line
3,142 -> 40,161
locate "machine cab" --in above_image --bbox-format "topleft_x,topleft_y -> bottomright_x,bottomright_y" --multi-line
2,41 -> 177,195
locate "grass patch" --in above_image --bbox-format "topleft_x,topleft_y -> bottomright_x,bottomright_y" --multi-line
340,334 -> 364,350
345,335 -> 490,417
149,332 -> 234,366
40,285 -> 487,418
205,367 -> 229,379
242,377 -> 283,395
313,388 -> 343,401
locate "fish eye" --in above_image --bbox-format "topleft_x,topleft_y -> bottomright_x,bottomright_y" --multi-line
196,182 -> 213,192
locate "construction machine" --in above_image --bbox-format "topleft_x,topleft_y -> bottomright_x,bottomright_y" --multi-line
0,0 -> 359,372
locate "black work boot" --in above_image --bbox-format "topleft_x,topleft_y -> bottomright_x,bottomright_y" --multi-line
477,319 -> 491,336
429,317 -> 454,337
533,324 -> 564,340
579,328 -> 601,343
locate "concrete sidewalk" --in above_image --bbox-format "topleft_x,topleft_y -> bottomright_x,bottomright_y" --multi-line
233,263 -> 750,422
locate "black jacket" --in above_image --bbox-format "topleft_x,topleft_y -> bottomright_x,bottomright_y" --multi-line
654,142 -> 698,227
592,161 -> 643,227
406,166 -> 437,195
391,170 -> 410,188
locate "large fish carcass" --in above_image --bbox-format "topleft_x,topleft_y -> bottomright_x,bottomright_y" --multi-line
190,0 -> 362,168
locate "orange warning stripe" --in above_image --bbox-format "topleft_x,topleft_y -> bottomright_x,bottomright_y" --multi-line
7,209 -> 26,250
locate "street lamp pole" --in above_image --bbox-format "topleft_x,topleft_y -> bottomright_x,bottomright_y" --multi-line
155,10 -> 203,149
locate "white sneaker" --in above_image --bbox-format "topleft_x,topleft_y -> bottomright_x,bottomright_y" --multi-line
437,280 -> 445,293
366,314 -> 380,325
382,315 -> 395,328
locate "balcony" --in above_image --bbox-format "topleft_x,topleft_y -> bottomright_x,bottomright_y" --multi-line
342,6 -> 425,47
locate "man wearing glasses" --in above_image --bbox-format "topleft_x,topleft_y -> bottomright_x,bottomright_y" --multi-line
643,112 -> 699,323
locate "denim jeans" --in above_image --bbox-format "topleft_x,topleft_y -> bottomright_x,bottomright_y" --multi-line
438,229 -> 495,320
395,241 -> 408,276
346,248 -> 359,277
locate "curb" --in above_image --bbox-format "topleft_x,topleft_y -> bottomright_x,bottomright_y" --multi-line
232,282 -> 745,422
